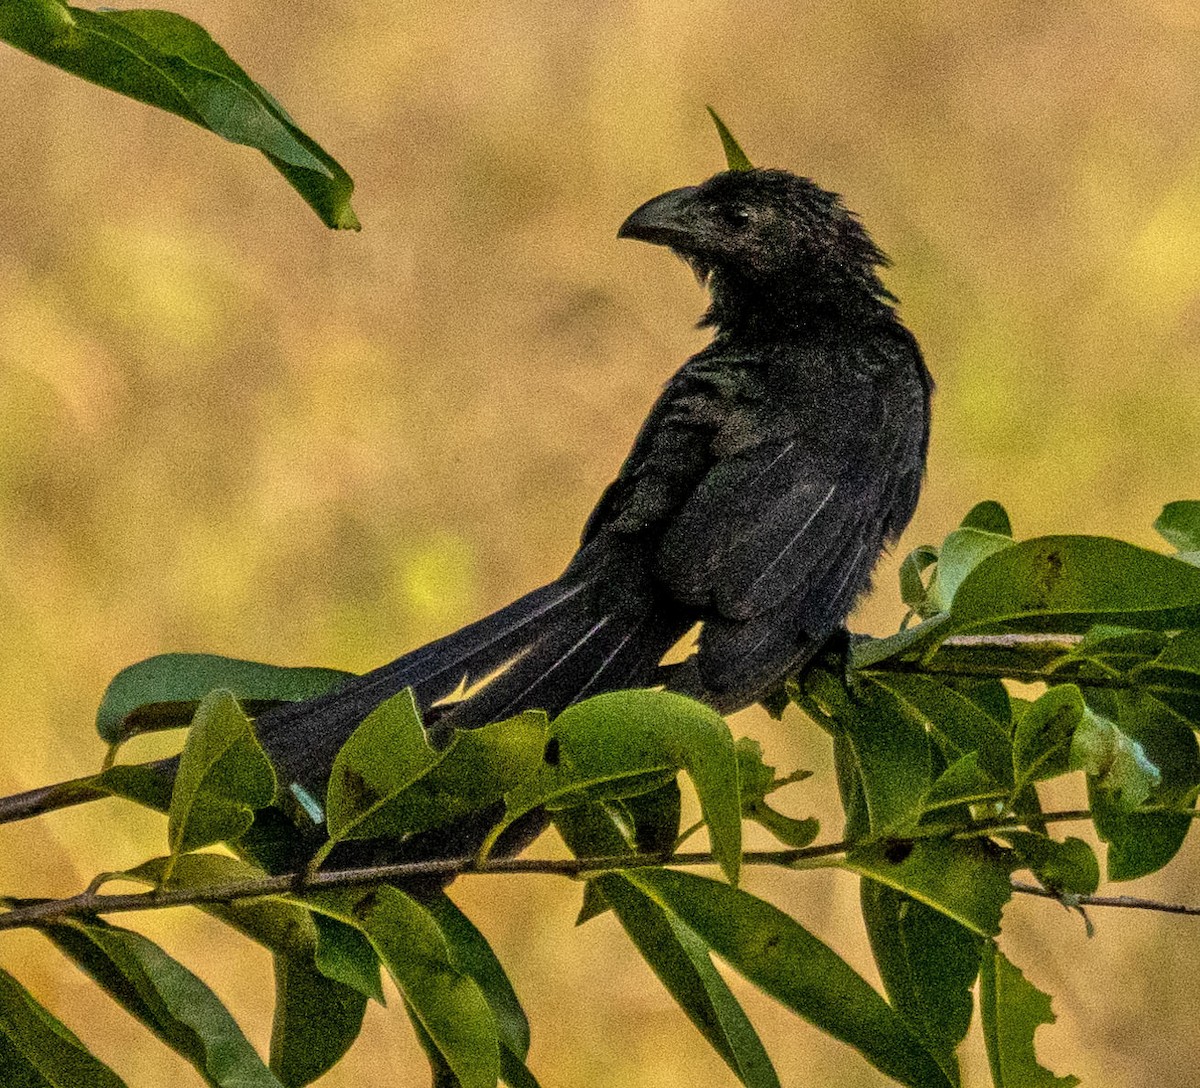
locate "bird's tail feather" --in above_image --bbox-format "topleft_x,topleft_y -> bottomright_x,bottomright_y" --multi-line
256,570 -> 675,795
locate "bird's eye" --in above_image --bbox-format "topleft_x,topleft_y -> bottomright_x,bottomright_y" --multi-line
720,204 -> 752,229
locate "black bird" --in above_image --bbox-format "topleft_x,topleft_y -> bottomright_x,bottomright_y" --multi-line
257,167 -> 932,811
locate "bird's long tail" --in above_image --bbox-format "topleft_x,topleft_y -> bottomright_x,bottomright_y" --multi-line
256,560 -> 685,798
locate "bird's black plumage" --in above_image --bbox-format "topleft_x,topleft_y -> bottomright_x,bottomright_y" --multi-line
257,168 -> 933,818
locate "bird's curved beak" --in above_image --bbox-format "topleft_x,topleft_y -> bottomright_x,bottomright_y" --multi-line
617,185 -> 701,246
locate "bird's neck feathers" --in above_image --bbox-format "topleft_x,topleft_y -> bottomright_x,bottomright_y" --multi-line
699,253 -> 896,340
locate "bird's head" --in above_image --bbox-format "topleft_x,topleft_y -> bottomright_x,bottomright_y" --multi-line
618,168 -> 892,330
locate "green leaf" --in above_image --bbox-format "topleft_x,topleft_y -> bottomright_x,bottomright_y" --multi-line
1154,501 -> 1200,553
0,965 -> 128,1087
92,762 -> 175,813
493,690 -> 741,885
871,672 -> 1014,786
1127,628 -> 1200,722
121,853 -> 369,1087
627,869 -> 952,1088
618,777 -> 683,854
950,536 -> 1200,633
1069,707 -> 1160,810
1012,685 -> 1085,791
926,527 -> 1015,612
1003,833 -> 1099,896
42,919 -> 284,1087
324,689 -> 439,845
828,679 -> 932,835
979,944 -> 1079,1088
0,4 -> 359,228
924,752 -> 1002,811
706,106 -> 753,170
313,914 -> 385,1004
598,873 -> 780,1088
168,691 -> 277,860
736,738 -> 817,848
333,711 -> 549,844
899,544 -> 940,618
1088,690 -> 1200,880
96,653 -> 351,745
308,887 -> 499,1088
959,500 -> 1013,537
844,838 -> 1013,937
423,893 -> 530,1062
861,883 -> 983,1084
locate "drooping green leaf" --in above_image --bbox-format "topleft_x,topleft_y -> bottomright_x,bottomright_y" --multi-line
423,893 -> 530,1062
861,883 -> 983,1084
313,913 -> 385,1004
120,853 -> 369,1088
323,688 -> 439,846
1012,685 -> 1085,791
629,869 -> 954,1088
307,887 -> 499,1088
0,965 -> 128,1087
871,672 -> 1014,786
1154,501 -> 1200,553
0,4 -> 359,228
844,838 -> 1013,937
167,690 -> 276,860
950,536 -> 1200,633
828,679 -> 932,835
1088,690 -> 1200,880
493,690 -> 741,885
42,919 -> 283,1088
925,527 -> 1015,613
979,944 -> 1079,1088
706,106 -> 753,170
599,873 -> 780,1088
1003,833 -> 1099,896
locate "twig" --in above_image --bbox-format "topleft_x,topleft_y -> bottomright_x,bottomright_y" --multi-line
1012,880 -> 1200,917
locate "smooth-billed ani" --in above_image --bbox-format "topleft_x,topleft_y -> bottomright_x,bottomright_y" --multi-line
257,166 -> 933,816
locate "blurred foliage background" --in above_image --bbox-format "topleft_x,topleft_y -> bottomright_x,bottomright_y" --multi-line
2,1 -> 1200,1085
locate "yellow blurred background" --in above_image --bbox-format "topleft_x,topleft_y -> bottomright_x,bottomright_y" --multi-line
3,1 -> 1200,1085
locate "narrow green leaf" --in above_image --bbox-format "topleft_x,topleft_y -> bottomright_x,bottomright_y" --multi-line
899,544 -> 940,618
924,752 -> 1002,811
979,944 -> 1079,1088
599,873 -> 780,1088
629,869 -> 953,1088
307,887 -> 499,1088
96,653 -> 351,744
42,919 -> 284,1087
951,536 -> 1200,633
495,690 -> 741,884
871,672 -> 1014,786
424,893 -> 531,1062
324,689 -> 439,845
0,966 -> 128,1087
861,883 -> 983,1084
1154,501 -> 1200,553
850,613 -> 955,670
0,3 -> 359,228
1012,686 -> 1085,790
168,690 -> 276,858
830,679 -> 932,835
844,838 -> 1013,938
706,106 -> 753,170
313,914 -> 385,1004
120,853 -> 369,1088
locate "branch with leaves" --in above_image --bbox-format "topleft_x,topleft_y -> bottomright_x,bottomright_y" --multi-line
5,498 -> 1200,1088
